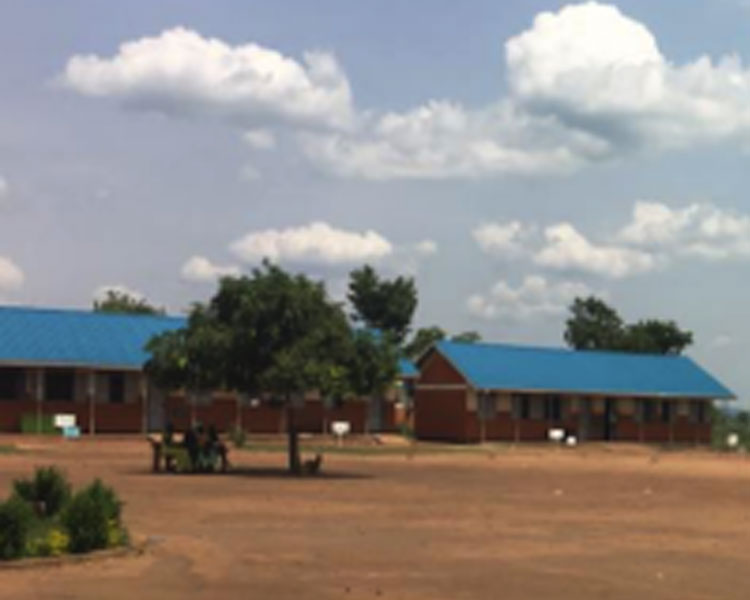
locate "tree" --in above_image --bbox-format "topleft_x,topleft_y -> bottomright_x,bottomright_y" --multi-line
345,330 -> 399,420
404,326 -> 446,359
564,296 -> 624,351
563,296 -> 693,355
94,290 -> 164,315
621,320 -> 693,355
146,262 -> 353,474
347,265 -> 417,344
451,331 -> 482,344
145,305 -> 228,393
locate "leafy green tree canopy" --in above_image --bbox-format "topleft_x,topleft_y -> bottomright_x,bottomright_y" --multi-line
620,319 -> 693,355
146,261 -> 398,473
346,330 -> 399,400
403,328 -> 482,360
94,290 -> 164,315
564,297 -> 624,351
451,331 -> 482,344
404,326 -> 446,359
564,296 -> 693,355
347,265 -> 417,344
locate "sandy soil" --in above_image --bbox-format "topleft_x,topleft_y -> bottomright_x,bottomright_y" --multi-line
0,437 -> 749,599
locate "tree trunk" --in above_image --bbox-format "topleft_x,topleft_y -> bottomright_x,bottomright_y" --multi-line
286,402 -> 301,475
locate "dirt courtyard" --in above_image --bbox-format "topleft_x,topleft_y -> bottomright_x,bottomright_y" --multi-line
1,437 -> 749,599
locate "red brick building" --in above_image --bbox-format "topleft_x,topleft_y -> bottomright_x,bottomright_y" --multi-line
414,341 -> 733,444
0,306 -> 413,435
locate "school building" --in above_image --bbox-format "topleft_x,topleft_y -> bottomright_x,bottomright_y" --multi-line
414,340 -> 733,444
0,306 -> 415,435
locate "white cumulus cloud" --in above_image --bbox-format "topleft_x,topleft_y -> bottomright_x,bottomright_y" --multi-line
415,240 -> 438,256
473,220 -> 535,258
618,201 -> 750,260
230,221 -> 393,266
61,27 -> 354,131
0,257 -> 24,291
468,275 -> 593,320
60,4 -> 750,180
534,222 -> 658,278
298,101 -> 600,179
298,2 -> 750,179
181,256 -> 240,283
506,2 -> 750,151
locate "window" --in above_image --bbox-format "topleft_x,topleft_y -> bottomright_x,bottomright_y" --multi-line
44,370 -> 74,401
641,400 -> 656,422
692,401 -> 708,424
660,401 -> 672,423
0,368 -> 24,400
544,395 -> 562,421
108,373 -> 125,404
514,394 -> 531,419
477,393 -> 497,420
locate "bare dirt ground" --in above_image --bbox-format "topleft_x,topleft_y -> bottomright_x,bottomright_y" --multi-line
1,436 -> 750,599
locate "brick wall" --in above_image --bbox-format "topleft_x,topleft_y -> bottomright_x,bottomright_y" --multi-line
419,351 -> 466,385
414,388 -> 467,441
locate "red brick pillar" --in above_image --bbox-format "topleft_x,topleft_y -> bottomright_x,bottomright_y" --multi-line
87,370 -> 96,436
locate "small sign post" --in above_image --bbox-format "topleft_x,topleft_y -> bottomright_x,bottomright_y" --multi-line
331,421 -> 351,447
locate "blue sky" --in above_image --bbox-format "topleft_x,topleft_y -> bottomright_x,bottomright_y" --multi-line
1,1 -> 750,404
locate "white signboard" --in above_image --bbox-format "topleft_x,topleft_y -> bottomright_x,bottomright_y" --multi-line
54,414 -> 76,429
332,420 -> 351,447
332,421 -> 351,436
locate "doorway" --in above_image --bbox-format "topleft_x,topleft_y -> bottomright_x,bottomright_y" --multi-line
603,398 -> 617,441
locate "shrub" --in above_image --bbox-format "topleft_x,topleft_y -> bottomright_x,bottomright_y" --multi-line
28,527 -> 70,558
13,466 -> 71,517
0,496 -> 35,560
62,479 -> 124,554
107,519 -> 129,547
84,479 -> 122,521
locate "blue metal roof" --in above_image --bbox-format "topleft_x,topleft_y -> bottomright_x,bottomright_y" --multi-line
434,340 -> 734,399
0,306 -> 185,369
399,358 -> 419,378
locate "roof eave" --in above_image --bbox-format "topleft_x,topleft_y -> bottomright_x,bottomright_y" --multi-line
0,359 -> 145,372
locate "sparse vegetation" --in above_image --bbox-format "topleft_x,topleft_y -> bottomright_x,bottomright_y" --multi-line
229,425 -> 247,449
711,407 -> 750,451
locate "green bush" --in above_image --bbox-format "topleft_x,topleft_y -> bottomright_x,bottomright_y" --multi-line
13,466 -> 71,517
20,414 -> 56,434
27,527 -> 70,558
62,479 -> 124,554
0,496 -> 35,560
84,479 -> 122,521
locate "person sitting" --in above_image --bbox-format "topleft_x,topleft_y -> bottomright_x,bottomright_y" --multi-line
184,426 -> 200,471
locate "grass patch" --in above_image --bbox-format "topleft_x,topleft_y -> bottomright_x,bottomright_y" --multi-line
0,445 -> 18,455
